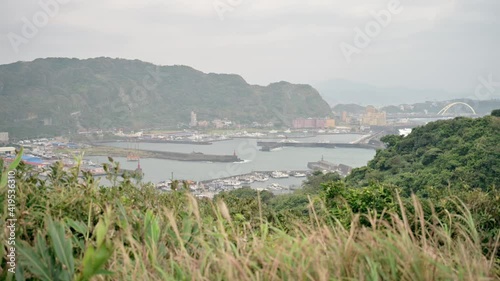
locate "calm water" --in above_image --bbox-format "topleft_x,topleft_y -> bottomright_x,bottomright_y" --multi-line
86,135 -> 376,186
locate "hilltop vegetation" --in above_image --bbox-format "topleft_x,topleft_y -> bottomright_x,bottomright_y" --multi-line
0,113 -> 499,280
347,114 -> 500,193
0,58 -> 332,138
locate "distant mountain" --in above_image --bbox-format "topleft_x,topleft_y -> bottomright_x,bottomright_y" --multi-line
333,99 -> 500,116
331,104 -> 366,115
313,79 -> 462,106
381,99 -> 500,115
0,58 -> 332,138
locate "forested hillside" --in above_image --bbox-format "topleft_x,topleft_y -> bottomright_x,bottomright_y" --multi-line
0,58 -> 332,138
347,113 -> 500,193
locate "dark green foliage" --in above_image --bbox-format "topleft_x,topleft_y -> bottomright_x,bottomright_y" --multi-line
492,109 -> 500,117
347,115 -> 500,193
214,188 -> 275,225
323,181 -> 398,226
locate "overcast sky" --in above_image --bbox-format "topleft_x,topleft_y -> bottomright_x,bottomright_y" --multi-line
1,0 -> 499,94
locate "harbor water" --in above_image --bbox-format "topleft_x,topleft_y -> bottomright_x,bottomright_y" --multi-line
86,135 -> 376,187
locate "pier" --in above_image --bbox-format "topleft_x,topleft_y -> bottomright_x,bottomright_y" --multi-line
257,131 -> 386,151
199,170 -> 310,184
87,144 -> 241,162
130,139 -> 213,145
148,150 -> 240,162
257,141 -> 382,151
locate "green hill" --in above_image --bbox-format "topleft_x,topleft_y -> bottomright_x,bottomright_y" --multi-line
347,112 -> 500,193
0,58 -> 332,138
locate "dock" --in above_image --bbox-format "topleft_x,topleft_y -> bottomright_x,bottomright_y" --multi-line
87,144 -> 241,163
129,139 -> 213,145
144,150 -> 240,162
257,141 -> 381,151
307,160 -> 352,175
199,170 -> 310,184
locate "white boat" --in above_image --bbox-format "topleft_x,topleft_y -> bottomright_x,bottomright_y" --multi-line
223,180 -> 242,186
240,177 -> 254,184
267,183 -> 286,190
156,180 -> 172,190
254,175 -> 269,182
271,171 -> 289,179
156,180 -> 171,187
293,172 -> 306,178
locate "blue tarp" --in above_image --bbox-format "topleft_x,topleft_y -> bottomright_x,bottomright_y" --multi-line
22,155 -> 43,163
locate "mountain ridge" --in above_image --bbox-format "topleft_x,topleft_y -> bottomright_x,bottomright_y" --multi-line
0,57 -> 332,138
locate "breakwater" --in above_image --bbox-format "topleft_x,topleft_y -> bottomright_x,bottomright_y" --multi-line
145,150 -> 240,162
86,145 -> 241,162
199,170 -> 311,184
131,139 -> 213,145
257,141 -> 381,151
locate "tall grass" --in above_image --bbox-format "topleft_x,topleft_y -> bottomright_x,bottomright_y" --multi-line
2,162 -> 499,280
102,195 -> 499,280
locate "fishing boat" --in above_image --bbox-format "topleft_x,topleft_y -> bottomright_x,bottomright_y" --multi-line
254,174 -> 269,182
267,183 -> 286,190
240,176 -> 254,184
271,171 -> 289,179
223,179 -> 242,186
293,172 -> 306,178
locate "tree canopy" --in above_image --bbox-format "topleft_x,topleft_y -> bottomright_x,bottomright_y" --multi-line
346,113 -> 500,194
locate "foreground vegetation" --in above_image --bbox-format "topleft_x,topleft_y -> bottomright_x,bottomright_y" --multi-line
1,112 -> 499,280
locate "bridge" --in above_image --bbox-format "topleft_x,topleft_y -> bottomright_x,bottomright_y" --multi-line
437,102 -> 476,116
387,102 -> 478,119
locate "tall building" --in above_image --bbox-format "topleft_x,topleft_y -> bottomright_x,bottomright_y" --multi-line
325,119 -> 336,128
341,111 -> 350,123
0,132 -> 9,143
361,106 -> 387,126
292,118 -> 336,129
190,111 -> 197,127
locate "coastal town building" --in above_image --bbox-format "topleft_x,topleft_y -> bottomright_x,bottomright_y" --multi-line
0,147 -> 15,155
190,111 -> 198,127
340,111 -> 353,124
197,120 -> 210,127
361,106 -> 387,126
292,118 -> 336,129
0,132 -> 9,144
212,119 -> 232,129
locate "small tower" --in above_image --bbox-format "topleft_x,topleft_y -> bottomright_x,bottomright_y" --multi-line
190,111 -> 198,127
135,159 -> 143,176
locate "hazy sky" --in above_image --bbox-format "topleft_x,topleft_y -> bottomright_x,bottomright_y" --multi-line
1,0 -> 499,94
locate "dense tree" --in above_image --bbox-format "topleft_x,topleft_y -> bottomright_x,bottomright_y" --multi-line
492,109 -> 500,117
347,114 -> 500,194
